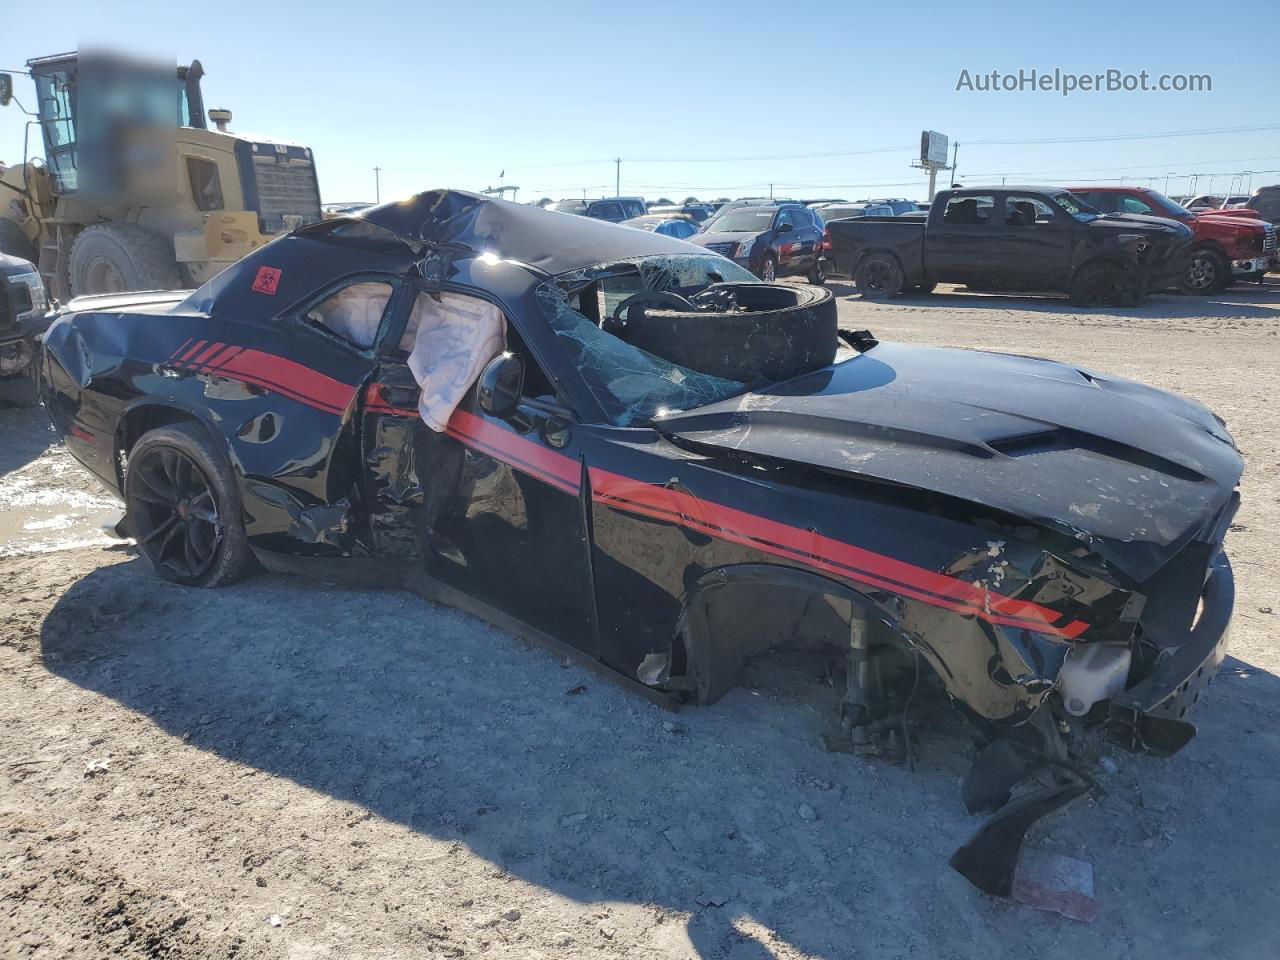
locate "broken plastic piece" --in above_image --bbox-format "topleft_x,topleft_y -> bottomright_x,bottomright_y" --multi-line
949,782 -> 1090,897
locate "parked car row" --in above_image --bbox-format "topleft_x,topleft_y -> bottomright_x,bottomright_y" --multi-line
540,194 -> 928,285
540,184 -> 1277,300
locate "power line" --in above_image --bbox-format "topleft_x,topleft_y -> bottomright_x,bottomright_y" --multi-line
501,124 -> 1280,173
963,155 -> 1280,178
966,124 -> 1280,146
626,145 -> 918,164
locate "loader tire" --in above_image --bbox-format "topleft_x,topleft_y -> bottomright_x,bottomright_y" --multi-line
69,224 -> 181,296
0,220 -> 37,263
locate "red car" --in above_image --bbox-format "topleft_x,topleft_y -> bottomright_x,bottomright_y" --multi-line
1070,186 -> 1277,293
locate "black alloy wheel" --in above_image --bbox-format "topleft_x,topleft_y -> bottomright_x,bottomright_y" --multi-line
129,443 -> 223,582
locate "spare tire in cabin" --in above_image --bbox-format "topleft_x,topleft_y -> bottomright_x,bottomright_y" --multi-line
613,282 -> 837,384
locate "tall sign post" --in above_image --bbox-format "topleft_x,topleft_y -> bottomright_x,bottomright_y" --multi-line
912,130 -> 951,200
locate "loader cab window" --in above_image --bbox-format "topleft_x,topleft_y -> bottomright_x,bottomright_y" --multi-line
186,157 -> 224,211
32,69 -> 78,193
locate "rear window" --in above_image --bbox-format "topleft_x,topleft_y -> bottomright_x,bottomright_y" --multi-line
589,201 -> 624,221
1251,195 -> 1280,220
942,195 -> 993,225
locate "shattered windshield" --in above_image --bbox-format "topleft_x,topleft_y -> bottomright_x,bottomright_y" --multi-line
539,254 -> 758,426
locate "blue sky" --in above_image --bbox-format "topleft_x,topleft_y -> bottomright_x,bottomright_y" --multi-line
2,0 -> 1277,204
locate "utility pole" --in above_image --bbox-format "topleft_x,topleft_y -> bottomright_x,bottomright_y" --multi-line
950,141 -> 960,186
769,183 -> 774,199
615,157 -> 621,197
374,166 -> 381,203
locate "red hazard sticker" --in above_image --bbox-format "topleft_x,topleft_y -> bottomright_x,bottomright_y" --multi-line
251,266 -> 282,295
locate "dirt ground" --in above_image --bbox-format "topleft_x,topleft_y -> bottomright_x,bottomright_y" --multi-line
2,281 -> 1279,959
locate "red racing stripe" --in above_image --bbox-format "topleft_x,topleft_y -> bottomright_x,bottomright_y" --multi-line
448,409 -> 582,492
192,341 -> 226,366
214,349 -> 356,414
363,383 -> 418,418
588,467 -> 1069,633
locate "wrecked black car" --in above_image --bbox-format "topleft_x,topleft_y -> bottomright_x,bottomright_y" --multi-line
40,190 -> 1241,893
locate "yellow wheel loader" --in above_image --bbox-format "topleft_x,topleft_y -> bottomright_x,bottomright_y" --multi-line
0,52 -> 321,301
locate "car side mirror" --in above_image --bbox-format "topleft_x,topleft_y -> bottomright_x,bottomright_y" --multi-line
477,352 -> 525,419
0,74 -> 12,108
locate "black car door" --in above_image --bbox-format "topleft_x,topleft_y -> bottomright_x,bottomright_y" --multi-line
773,209 -> 799,271
793,207 -> 822,268
988,192 -> 1074,288
928,193 -> 997,283
359,285 -> 598,654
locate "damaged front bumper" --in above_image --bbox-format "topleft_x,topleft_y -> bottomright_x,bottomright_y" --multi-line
953,551 -> 1233,897
1106,551 -> 1234,756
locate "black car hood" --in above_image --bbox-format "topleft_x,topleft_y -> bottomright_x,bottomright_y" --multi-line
1,252 -> 35,276
655,342 -> 1241,582
1086,212 -> 1193,239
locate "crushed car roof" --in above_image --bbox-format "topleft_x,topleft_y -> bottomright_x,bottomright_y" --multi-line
355,189 -> 699,276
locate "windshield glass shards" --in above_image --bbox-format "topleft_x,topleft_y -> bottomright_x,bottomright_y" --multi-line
540,254 -> 757,426
705,208 -> 776,233
1052,191 -> 1099,222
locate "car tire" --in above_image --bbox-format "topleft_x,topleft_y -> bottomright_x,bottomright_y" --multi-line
1178,247 -> 1229,295
759,254 -> 778,282
1069,261 -> 1139,307
806,257 -> 826,285
124,423 -> 254,588
0,220 -> 38,263
618,282 -> 837,383
69,223 -> 181,297
855,253 -> 904,299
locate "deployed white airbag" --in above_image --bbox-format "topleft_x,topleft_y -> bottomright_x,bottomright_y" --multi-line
403,292 -> 506,431
306,282 -> 392,348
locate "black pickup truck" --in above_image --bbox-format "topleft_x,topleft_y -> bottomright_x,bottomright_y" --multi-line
824,186 -> 1193,306
0,251 -> 50,407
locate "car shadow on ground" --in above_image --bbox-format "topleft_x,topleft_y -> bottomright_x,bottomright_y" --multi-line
37,557 -> 1280,958
0,405 -> 57,477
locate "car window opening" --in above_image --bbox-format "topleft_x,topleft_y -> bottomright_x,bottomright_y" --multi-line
306,281 -> 395,348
